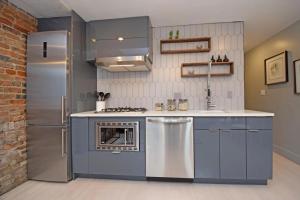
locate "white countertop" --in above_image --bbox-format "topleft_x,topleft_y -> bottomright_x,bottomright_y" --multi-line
70,110 -> 274,117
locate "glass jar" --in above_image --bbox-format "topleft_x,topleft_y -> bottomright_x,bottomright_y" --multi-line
167,99 -> 176,111
155,103 -> 164,111
178,99 -> 189,111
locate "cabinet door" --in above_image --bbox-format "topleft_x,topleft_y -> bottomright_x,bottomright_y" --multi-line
71,118 -> 89,173
247,130 -> 272,180
194,130 -> 220,179
220,130 -> 246,179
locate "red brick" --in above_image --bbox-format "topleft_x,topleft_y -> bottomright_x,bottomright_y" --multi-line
0,16 -> 13,26
16,71 -> 25,77
0,0 -> 37,194
10,99 -> 25,105
0,42 -> 9,49
4,87 -> 21,93
5,69 -> 16,75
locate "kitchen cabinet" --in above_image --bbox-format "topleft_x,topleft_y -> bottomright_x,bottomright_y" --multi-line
86,16 -> 152,61
220,130 -> 246,179
71,115 -> 272,183
71,118 -> 89,174
194,130 -> 220,179
246,118 -> 272,180
88,151 -> 145,176
194,117 -> 246,180
194,117 -> 272,182
87,117 -> 146,177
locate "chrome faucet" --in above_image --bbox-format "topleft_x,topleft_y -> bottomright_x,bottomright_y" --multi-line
206,61 -> 216,110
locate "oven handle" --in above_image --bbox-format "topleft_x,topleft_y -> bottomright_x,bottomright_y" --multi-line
147,118 -> 192,124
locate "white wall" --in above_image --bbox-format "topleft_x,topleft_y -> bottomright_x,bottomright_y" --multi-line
97,22 -> 244,110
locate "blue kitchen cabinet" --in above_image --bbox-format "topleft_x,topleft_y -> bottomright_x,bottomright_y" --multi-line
86,16 -> 152,61
220,130 -> 246,180
194,129 -> 220,179
194,117 -> 272,183
88,151 -> 145,177
87,117 -> 146,177
71,118 -> 89,174
246,117 -> 272,180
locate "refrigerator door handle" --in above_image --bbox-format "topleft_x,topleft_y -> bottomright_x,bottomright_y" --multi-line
61,96 -> 66,125
61,128 -> 65,157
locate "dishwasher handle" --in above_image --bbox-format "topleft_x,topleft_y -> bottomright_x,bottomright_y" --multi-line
147,118 -> 192,124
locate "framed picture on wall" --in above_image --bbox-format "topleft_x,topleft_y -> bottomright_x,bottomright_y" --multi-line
294,59 -> 300,94
265,51 -> 288,85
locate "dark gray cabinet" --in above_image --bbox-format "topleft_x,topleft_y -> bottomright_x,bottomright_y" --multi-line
246,126 -> 272,180
71,118 -> 89,174
87,117 -> 146,177
89,151 -> 145,176
86,16 -> 152,61
194,130 -> 220,179
194,117 -> 272,182
220,130 -> 246,179
71,116 -> 272,182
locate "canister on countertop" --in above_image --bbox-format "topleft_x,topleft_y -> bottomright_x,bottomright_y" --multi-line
155,103 -> 164,111
178,99 -> 189,111
167,99 -> 176,111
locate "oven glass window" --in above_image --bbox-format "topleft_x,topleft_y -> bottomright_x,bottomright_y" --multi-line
100,127 -> 135,146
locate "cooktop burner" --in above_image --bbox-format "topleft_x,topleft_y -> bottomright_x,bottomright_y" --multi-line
96,107 -> 147,113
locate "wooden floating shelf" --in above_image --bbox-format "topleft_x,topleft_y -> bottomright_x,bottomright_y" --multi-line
160,37 -> 211,54
181,62 -> 234,77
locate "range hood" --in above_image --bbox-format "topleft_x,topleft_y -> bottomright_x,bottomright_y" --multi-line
96,55 -> 152,72
87,16 -> 153,72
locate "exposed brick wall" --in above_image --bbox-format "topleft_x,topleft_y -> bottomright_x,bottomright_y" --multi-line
0,0 -> 37,194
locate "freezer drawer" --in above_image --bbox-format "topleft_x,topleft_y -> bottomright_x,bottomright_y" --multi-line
146,117 -> 194,178
27,125 -> 70,182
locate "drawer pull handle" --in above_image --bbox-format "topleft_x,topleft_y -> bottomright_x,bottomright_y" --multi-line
112,151 -> 121,154
248,130 -> 259,132
221,130 -> 231,133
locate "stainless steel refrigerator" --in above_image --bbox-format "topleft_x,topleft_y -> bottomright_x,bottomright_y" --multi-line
26,31 -> 71,182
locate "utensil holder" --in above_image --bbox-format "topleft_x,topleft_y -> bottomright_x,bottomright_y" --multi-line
96,101 -> 106,112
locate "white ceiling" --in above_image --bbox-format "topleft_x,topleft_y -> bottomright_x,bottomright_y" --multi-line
9,0 -> 300,51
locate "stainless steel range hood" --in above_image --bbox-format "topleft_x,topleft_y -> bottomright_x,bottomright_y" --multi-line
87,16 -> 153,72
96,54 -> 152,72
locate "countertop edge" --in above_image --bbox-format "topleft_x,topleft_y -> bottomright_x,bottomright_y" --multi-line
70,110 -> 275,117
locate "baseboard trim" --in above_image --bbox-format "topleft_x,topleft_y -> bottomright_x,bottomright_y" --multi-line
273,144 -> 300,165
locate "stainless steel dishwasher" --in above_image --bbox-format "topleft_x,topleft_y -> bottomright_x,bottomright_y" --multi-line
146,117 -> 194,179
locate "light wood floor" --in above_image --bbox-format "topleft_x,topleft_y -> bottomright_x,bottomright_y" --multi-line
1,153 -> 300,200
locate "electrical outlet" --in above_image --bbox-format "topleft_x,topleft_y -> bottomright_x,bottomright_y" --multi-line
260,89 -> 266,96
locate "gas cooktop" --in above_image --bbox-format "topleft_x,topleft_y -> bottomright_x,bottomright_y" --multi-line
96,107 -> 147,113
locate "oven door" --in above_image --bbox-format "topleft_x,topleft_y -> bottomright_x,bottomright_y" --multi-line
96,122 -> 139,151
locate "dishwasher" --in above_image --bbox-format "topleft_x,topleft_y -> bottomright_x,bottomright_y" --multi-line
146,117 -> 194,179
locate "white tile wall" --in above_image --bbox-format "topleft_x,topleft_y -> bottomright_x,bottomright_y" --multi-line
97,22 -> 244,110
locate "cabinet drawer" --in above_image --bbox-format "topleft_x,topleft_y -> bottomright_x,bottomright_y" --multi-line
246,117 -> 272,130
194,117 -> 246,130
88,151 -> 145,176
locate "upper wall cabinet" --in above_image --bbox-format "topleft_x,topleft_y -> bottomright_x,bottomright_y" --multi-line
86,16 -> 152,61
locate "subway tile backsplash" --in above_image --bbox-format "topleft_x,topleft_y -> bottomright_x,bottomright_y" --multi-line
97,22 -> 244,110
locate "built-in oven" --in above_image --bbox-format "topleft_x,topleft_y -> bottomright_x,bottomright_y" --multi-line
95,121 -> 139,151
